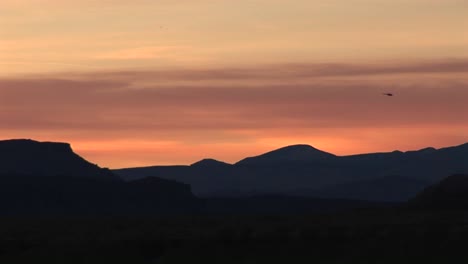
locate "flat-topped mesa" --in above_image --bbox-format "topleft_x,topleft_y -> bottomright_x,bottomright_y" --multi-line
236,144 -> 336,165
0,139 -> 120,181
0,139 -> 72,152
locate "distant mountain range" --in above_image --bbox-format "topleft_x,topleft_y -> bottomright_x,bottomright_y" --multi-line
0,139 -> 388,215
2,138 -> 468,215
114,142 -> 468,201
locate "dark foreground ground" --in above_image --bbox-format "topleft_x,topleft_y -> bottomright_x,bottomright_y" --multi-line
2,209 -> 468,263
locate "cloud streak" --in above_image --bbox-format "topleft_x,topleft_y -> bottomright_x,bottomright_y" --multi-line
72,59 -> 468,81
94,46 -> 188,60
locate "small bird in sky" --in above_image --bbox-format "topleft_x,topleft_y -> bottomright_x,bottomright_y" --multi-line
383,93 -> 394,97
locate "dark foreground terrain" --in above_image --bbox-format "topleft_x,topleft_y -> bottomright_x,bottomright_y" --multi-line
2,139 -> 468,262
2,209 -> 468,263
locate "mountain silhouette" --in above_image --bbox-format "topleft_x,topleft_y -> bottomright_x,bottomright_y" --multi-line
409,174 -> 468,209
0,139 -> 198,215
0,139 -> 118,181
191,158 -> 232,168
0,138 -> 385,216
115,142 -> 468,201
5,138 -> 463,215
236,144 -> 336,165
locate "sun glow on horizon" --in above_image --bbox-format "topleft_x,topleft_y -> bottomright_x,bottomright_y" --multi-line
1,0 -> 467,167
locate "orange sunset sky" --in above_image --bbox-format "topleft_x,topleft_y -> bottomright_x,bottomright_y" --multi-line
1,0 -> 467,168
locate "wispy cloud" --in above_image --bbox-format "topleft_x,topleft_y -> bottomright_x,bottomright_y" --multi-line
72,59 -> 468,82
94,45 -> 187,60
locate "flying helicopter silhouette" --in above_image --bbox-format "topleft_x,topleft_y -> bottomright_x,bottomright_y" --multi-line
383,93 -> 394,97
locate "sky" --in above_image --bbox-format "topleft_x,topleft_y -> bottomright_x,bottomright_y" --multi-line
1,0 -> 467,168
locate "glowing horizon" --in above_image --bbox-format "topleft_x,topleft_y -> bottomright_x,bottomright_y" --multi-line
1,1 -> 467,168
